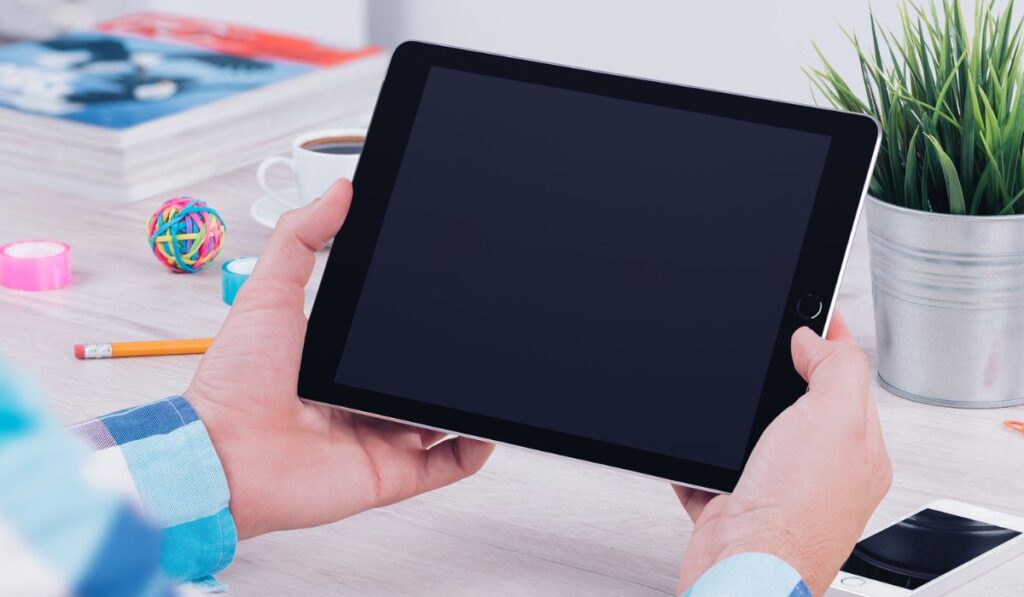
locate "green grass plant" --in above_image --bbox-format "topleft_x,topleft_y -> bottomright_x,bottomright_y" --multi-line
806,0 -> 1024,215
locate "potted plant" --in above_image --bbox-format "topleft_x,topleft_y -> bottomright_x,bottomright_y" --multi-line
807,0 -> 1024,407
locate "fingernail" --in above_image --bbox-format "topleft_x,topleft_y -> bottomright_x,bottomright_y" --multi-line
326,178 -> 349,195
800,326 -> 824,340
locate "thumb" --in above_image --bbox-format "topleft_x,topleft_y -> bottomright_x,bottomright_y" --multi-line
791,326 -> 870,412
416,437 -> 495,494
250,178 -> 352,286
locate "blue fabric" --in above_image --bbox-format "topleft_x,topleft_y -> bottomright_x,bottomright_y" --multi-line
100,398 -> 201,444
189,575 -> 229,593
79,396 -> 237,585
117,419 -> 231,527
0,361 -> 171,595
0,398 -> 35,436
75,503 -> 162,597
0,363 -> 39,438
0,362 -> 236,595
162,507 -> 237,581
681,552 -> 809,596
0,414 -> 124,584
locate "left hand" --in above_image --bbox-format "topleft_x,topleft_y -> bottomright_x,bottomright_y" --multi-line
186,179 -> 495,540
673,313 -> 891,596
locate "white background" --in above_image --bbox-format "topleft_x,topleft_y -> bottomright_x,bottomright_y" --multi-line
0,0 -> 925,104
366,1 -> 907,103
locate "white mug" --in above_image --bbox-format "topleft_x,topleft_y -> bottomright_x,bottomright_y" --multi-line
257,128 -> 366,209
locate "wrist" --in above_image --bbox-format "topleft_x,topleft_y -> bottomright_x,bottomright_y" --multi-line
184,387 -> 259,541
695,511 -> 836,596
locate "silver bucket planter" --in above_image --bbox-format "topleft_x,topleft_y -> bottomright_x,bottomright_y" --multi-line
866,196 -> 1024,408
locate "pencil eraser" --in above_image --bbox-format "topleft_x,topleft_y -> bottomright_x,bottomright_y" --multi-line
74,344 -> 84,360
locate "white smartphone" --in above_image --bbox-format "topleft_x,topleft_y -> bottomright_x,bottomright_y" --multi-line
828,499 -> 1024,596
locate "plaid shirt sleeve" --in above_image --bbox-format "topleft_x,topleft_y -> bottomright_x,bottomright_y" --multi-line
681,552 -> 811,597
0,356 -> 234,596
0,364 -> 170,595
68,396 -> 237,590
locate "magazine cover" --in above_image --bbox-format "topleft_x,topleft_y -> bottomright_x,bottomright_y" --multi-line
0,14 -> 379,129
0,32 -> 311,129
97,12 -> 379,67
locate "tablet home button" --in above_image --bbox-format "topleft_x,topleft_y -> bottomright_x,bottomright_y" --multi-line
840,576 -> 866,587
796,294 -> 823,320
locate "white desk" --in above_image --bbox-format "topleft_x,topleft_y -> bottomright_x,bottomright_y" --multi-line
2,159 -> 1023,596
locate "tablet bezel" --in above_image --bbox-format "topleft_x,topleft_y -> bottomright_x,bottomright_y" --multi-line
299,41 -> 880,493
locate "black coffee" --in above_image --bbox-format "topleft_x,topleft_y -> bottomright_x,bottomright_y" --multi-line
302,136 -> 364,155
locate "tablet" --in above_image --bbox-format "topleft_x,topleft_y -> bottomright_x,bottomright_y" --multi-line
299,41 -> 880,493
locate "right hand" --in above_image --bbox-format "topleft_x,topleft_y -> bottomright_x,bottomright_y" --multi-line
187,180 -> 494,540
675,313 -> 892,596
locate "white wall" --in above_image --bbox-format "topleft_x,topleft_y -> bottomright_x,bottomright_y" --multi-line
368,0 -> 906,104
1,1 -> 968,104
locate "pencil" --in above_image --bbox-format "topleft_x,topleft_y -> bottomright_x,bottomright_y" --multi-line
74,338 -> 214,359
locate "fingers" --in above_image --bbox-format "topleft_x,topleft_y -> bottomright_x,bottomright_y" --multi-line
673,484 -> 716,522
419,428 -> 449,448
250,178 -> 353,287
417,437 -> 495,493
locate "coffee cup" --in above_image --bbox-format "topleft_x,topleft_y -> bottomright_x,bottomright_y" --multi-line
257,128 -> 365,209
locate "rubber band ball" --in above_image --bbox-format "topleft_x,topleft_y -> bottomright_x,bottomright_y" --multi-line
146,197 -> 226,273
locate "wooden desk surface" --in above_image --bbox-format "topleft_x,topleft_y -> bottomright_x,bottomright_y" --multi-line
2,162 -> 1023,596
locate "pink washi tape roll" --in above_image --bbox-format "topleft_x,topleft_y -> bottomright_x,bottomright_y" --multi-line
0,240 -> 72,291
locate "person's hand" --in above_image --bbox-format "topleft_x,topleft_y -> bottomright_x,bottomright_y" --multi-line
185,179 -> 494,540
674,313 -> 892,596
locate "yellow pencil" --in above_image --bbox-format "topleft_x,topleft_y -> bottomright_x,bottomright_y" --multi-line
74,338 -> 213,359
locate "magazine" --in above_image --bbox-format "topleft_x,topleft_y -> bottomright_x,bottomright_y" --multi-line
0,13 -> 385,201
0,32 -> 314,128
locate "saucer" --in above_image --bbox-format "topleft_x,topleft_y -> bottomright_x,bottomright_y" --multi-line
250,188 -> 333,248
250,188 -> 299,229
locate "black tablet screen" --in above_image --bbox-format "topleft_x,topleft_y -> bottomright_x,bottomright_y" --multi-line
334,66 -> 831,470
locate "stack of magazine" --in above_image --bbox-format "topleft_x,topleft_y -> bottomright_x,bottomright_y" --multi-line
0,13 -> 385,201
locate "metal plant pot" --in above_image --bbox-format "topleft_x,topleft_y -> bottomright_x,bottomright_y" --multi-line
866,195 -> 1024,408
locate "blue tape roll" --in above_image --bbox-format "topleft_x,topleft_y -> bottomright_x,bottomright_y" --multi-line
222,257 -> 257,305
